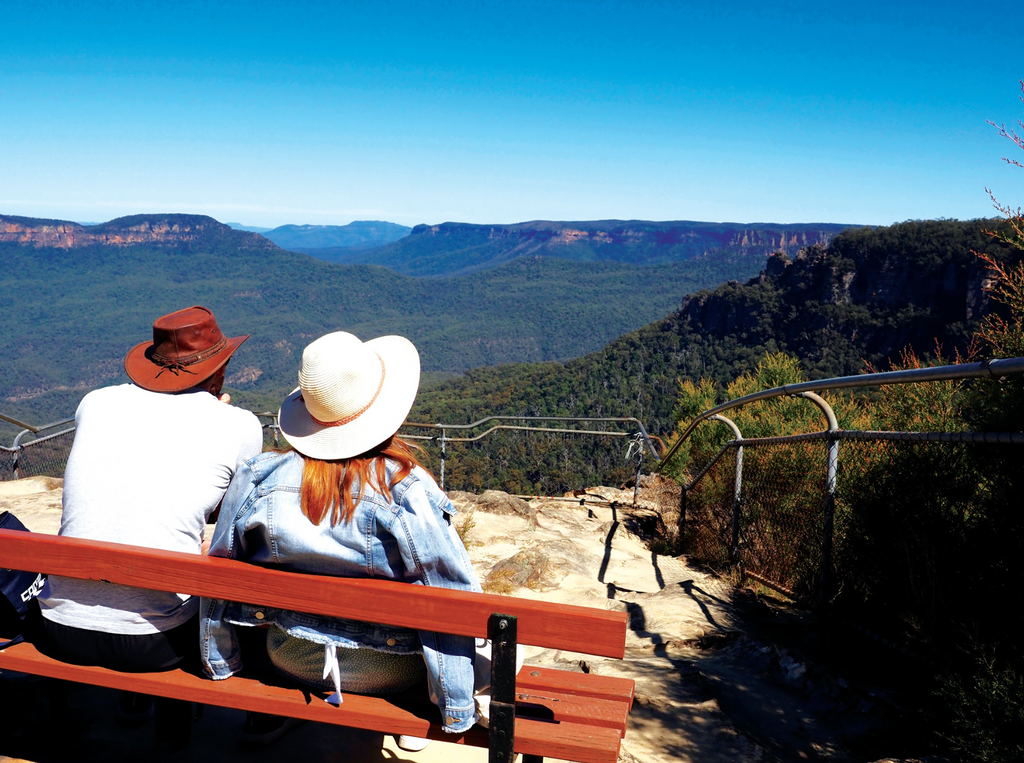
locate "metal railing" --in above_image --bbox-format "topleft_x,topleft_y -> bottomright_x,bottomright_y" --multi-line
0,414 -> 76,481
1,412 -> 285,482
2,412 -> 663,510
659,356 -> 1024,607
401,415 -> 659,485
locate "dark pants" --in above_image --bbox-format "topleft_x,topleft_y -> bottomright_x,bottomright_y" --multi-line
35,609 -> 199,673
30,603 -> 197,748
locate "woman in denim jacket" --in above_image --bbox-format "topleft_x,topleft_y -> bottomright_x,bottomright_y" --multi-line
200,331 -> 481,742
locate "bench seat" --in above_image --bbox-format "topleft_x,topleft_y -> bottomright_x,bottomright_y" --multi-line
0,638 -> 629,762
0,528 -> 634,763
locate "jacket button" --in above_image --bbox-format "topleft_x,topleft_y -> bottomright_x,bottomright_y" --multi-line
386,638 -> 397,646
254,611 -> 265,620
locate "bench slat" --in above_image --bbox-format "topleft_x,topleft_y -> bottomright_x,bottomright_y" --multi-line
517,665 -> 635,709
0,530 -> 627,658
514,688 -> 630,737
0,639 -> 623,763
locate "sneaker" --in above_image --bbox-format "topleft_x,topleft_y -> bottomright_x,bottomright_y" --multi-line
395,735 -> 432,752
240,712 -> 305,748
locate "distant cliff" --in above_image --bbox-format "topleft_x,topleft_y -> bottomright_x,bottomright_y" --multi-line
414,218 -> 1022,440
0,214 -> 278,251
326,219 -> 855,276
409,220 -> 840,256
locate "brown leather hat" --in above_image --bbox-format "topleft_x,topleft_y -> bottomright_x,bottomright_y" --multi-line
124,306 -> 249,393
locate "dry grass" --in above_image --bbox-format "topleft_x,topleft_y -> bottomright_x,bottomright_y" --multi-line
481,567 -> 518,595
455,509 -> 478,547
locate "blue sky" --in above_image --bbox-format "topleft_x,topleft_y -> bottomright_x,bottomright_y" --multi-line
1,0 -> 1022,228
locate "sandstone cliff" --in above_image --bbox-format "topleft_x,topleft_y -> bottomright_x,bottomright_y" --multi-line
356,219 -> 853,276
410,220 -> 840,257
0,213 -> 278,250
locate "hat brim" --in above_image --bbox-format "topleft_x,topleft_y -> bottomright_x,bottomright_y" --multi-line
124,334 -> 249,393
278,335 -> 421,460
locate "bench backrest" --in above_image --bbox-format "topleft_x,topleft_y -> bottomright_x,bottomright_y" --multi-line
0,529 -> 627,658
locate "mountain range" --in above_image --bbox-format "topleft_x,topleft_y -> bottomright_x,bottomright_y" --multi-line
0,212 -> 791,426
230,221 -> 413,256
291,219 -> 852,277
411,218 -> 1022,457
4,212 -> 1019,496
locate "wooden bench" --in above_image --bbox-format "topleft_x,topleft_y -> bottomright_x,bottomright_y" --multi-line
0,529 -> 634,763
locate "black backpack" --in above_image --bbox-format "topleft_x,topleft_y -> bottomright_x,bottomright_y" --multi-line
0,511 -> 47,649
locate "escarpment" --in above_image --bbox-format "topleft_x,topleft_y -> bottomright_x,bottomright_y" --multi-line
0,214 -> 278,250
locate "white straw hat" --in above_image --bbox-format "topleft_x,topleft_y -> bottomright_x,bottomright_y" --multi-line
278,331 -> 421,460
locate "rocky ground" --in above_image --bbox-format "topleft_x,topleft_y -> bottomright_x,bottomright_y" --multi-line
1,477 -> 931,763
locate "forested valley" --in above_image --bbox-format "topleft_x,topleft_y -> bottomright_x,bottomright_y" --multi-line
408,218 -> 1024,494
0,213 -> 771,429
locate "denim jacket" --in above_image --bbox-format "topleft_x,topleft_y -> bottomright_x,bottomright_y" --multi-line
199,450 -> 482,733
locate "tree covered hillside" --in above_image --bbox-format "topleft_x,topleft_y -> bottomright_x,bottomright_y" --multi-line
409,219 -> 1023,492
328,219 -> 852,276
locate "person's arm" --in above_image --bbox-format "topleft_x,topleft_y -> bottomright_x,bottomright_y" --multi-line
199,459 -> 258,678
392,476 -> 481,733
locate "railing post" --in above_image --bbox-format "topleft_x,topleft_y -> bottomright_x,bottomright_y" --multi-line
628,433 -> 644,510
710,415 -> 744,566
12,429 -> 32,480
439,428 -> 447,491
794,392 -> 839,607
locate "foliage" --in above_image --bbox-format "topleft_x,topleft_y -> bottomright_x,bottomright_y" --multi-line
864,344 -> 974,432
666,352 -> 866,476
913,86 -> 1024,763
933,656 -> 1024,763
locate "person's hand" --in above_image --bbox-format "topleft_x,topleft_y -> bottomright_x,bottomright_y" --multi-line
218,393 -> 231,404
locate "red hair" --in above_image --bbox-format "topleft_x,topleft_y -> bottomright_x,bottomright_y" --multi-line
300,436 -> 427,526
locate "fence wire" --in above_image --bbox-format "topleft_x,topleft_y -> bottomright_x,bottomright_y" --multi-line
411,427 -> 638,496
0,448 -> 15,480
681,435 -> 1022,651
1,415 -> 647,500
0,429 -> 76,481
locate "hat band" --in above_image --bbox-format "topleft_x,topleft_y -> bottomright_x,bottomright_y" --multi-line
151,336 -> 228,368
308,354 -> 387,429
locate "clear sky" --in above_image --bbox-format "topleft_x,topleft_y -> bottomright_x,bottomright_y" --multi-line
2,0 -> 1022,228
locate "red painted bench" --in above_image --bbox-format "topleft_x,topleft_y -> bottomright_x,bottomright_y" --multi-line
0,529 -> 634,763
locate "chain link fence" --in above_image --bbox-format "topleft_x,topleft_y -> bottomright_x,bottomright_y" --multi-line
680,434 -> 1022,582
683,437 -> 830,597
675,427 -> 1024,661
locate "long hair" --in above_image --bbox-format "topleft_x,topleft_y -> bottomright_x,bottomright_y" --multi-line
300,436 -> 427,526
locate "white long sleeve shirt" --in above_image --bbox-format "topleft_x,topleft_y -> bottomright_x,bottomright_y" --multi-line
38,383 -> 263,634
